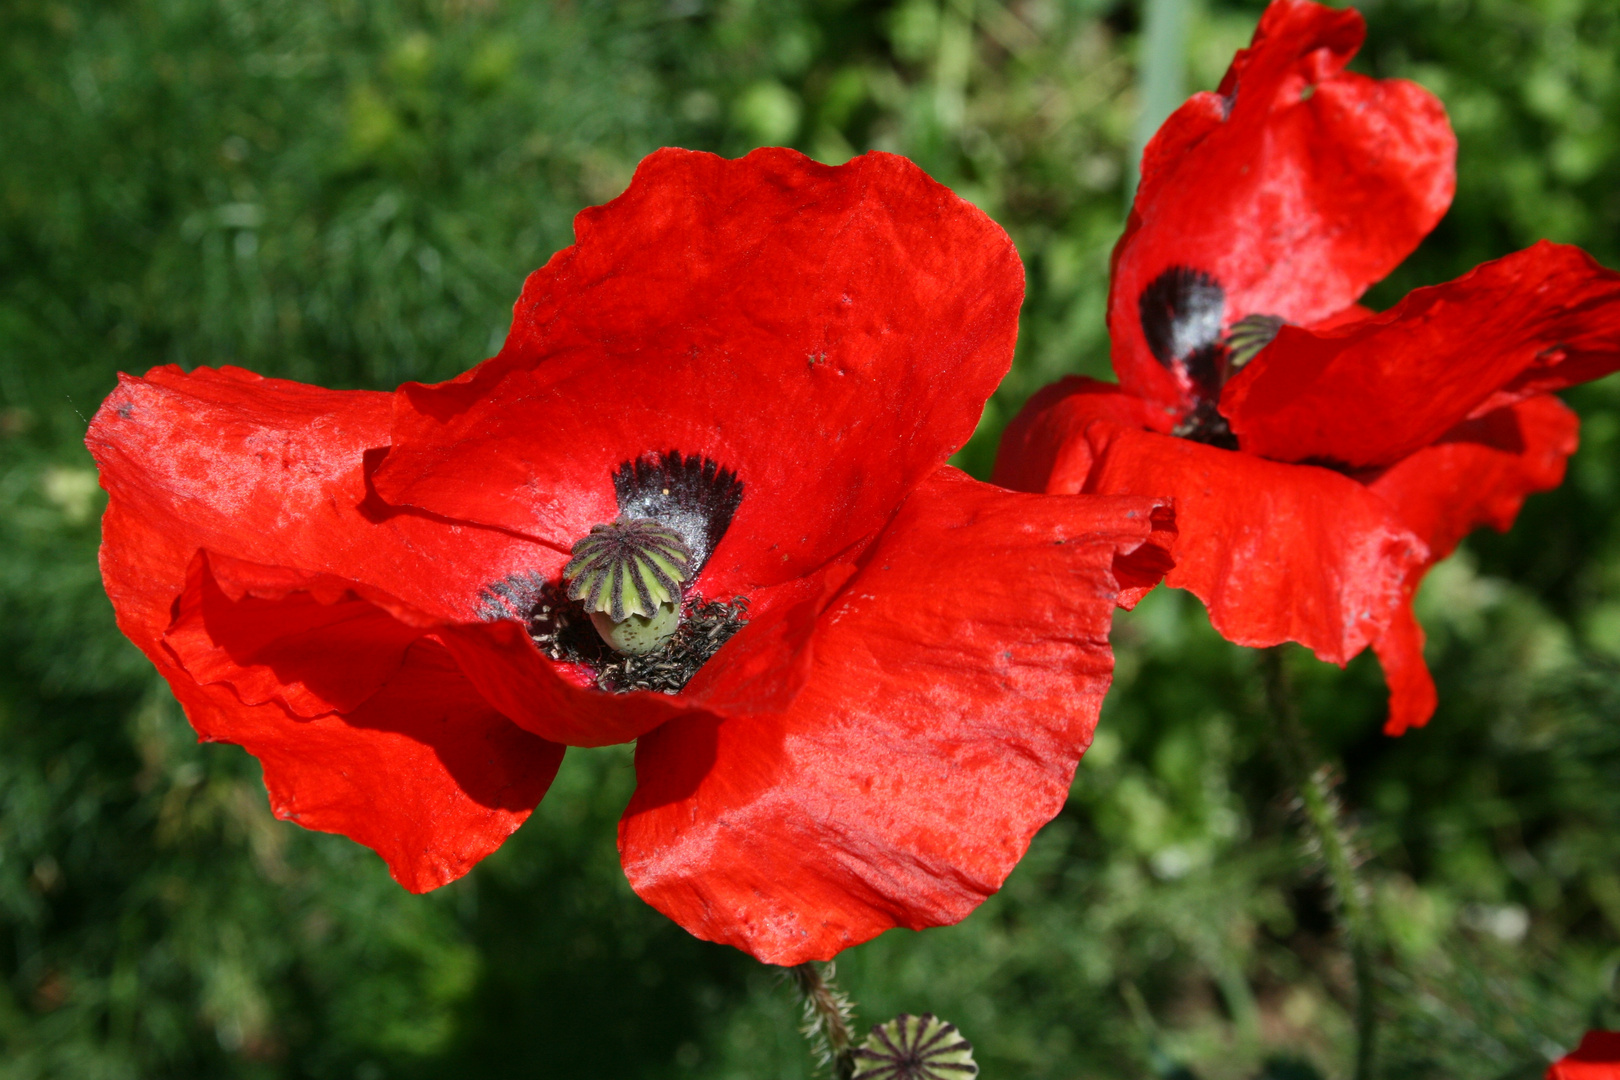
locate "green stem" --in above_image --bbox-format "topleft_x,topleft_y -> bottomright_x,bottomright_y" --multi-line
789,961 -> 857,1080
1129,0 -> 1188,200
1261,647 -> 1378,1080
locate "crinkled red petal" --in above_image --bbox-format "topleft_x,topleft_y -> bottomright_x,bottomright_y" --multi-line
1363,394 -> 1578,736
992,376 -> 1175,495
1548,1032 -> 1620,1080
164,550 -> 431,718
373,147 -> 1024,596
1371,597 -> 1437,737
1368,395 -> 1580,562
1110,0 -> 1454,411
89,366 -> 560,622
179,640 -> 562,893
618,467 -> 1174,964
1308,303 -> 1376,332
1076,425 -> 1429,668
97,491 -> 562,892
1224,243 -> 1620,467
166,537 -> 741,752
998,378 -> 1451,730
88,367 -> 574,887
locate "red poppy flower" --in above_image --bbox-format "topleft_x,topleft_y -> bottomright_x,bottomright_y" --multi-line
89,147 -> 1175,964
994,0 -> 1620,734
1549,1033 -> 1620,1080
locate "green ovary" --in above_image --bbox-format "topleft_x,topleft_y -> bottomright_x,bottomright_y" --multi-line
590,599 -> 681,655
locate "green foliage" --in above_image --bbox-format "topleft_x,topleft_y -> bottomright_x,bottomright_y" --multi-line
2,0 -> 1619,1077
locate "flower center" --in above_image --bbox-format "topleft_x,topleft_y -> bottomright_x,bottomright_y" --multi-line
475,451 -> 751,694
1138,266 -> 1285,447
563,518 -> 692,655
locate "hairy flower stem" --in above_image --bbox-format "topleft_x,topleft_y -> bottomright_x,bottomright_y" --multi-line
788,962 -> 857,1080
1261,647 -> 1378,1080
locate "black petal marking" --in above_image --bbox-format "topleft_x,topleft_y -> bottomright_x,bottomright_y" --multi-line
613,451 -> 743,578
1139,265 -> 1227,398
477,570 -> 551,623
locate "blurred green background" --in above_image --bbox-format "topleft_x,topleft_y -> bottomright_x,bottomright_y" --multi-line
3,0 -> 1620,1076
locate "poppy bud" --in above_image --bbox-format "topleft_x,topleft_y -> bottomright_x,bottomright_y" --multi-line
563,518 -> 692,655
850,1013 -> 978,1079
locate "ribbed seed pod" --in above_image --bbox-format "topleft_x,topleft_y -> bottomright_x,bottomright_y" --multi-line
563,518 -> 694,656
850,1014 -> 978,1080
1224,312 -> 1286,372
564,518 -> 692,622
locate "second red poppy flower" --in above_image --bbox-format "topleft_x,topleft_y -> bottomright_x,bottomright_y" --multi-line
996,0 -> 1620,734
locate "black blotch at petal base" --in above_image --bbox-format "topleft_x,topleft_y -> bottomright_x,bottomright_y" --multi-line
476,570 -> 551,623
612,451 -> 743,579
1139,265 -> 1227,398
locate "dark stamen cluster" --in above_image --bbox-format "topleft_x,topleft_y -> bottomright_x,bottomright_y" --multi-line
1171,399 -> 1239,449
529,585 -> 747,695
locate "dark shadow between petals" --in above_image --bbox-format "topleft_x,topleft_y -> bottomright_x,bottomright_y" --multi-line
334,639 -> 562,814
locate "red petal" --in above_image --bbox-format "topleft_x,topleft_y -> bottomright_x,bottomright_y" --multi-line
1363,394 -> 1578,736
1111,0 -> 1454,411
1368,395 -> 1580,562
170,542 -> 717,748
182,641 -> 562,892
99,496 -> 563,892
1077,425 -> 1428,667
89,366 -> 568,885
88,366 -> 561,622
1308,303 -> 1376,332
372,148 -> 1024,595
992,376 -> 1174,495
1223,243 -> 1620,467
164,550 -> 431,718
618,468 -> 1173,964
1371,598 -> 1437,737
1549,1033 -> 1620,1080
